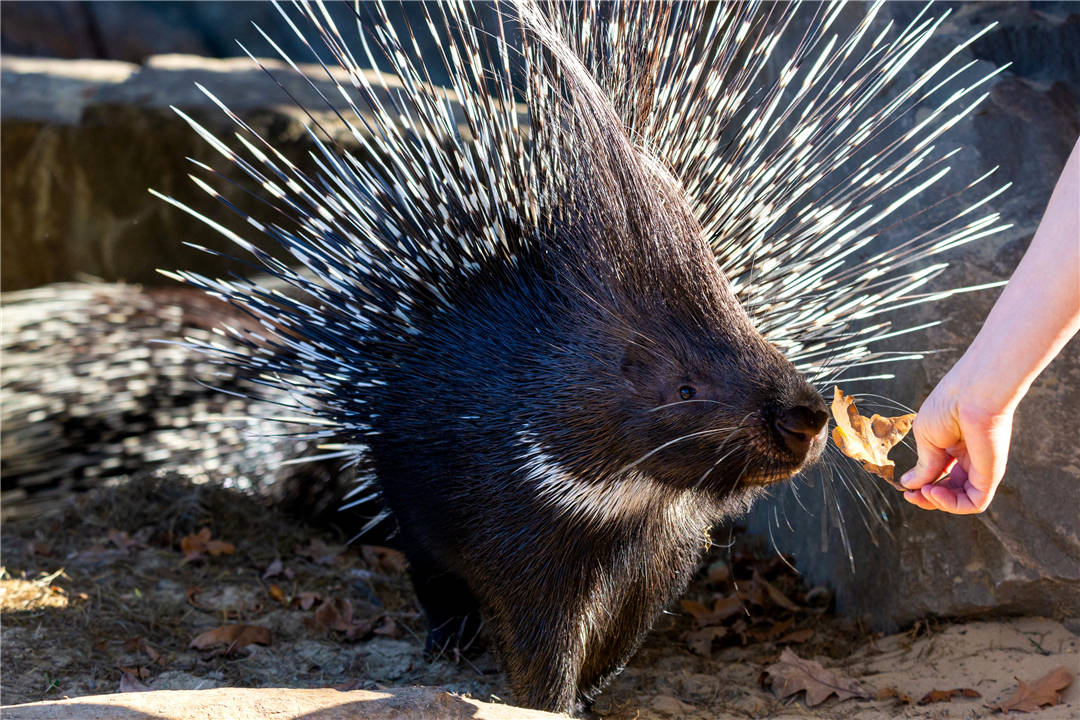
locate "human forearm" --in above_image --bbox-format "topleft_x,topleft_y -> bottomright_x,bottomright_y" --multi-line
952,138 -> 1080,413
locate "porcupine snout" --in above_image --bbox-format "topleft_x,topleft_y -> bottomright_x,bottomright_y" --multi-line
774,402 -> 829,458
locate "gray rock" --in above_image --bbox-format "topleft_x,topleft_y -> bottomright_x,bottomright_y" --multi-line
743,1 -> 1080,628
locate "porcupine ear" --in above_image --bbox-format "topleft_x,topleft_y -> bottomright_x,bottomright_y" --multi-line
542,1 -> 1010,389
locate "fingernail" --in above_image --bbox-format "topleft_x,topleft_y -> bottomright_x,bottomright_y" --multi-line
900,471 -> 915,488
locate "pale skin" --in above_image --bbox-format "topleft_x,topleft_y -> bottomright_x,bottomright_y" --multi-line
901,136 -> 1080,514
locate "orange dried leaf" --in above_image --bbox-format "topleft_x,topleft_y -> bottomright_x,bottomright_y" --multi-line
756,571 -> 801,612
189,624 -> 271,654
205,540 -> 235,556
778,628 -> 814,645
681,595 -> 743,628
766,648 -> 871,707
918,688 -> 979,705
830,387 -> 915,488
361,545 -> 408,574
877,687 -> 914,704
268,584 -> 287,605
997,666 -> 1072,713
180,527 -> 232,561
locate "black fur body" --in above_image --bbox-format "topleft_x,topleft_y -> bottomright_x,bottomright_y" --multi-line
362,176 -> 828,710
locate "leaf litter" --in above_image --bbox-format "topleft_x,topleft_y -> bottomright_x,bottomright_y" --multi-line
2,474 -> 1077,719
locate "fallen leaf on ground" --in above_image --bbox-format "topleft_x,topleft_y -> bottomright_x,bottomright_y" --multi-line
996,666 -> 1073,713
117,665 -> 150,680
830,387 -> 915,487
118,670 -> 150,693
919,688 -> 980,704
685,626 -> 728,656
309,597 -> 374,639
681,595 -> 743,627
360,545 -> 408,574
756,571 -> 801,612
877,687 -> 914,704
180,528 -> 235,562
189,624 -> 271,656
122,637 -> 161,664
268,584 -> 287,605
766,648 -> 872,707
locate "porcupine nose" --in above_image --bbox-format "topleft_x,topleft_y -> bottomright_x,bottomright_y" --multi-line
774,404 -> 829,457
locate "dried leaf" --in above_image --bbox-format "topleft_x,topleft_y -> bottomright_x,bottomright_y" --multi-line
877,687 -> 914,704
681,595 -> 743,628
778,628 -> 814,645
766,648 -> 871,707
756,571 -> 801,612
309,596 -> 374,639
205,540 -> 235,556
268,584 -> 287,605
918,688 -> 980,705
996,666 -> 1072,713
189,624 -> 271,655
180,528 -> 234,561
118,670 -> 150,693
685,626 -> 728,656
830,387 -> 915,487
360,545 -> 408,574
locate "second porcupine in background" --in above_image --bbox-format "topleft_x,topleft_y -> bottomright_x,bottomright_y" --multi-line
150,0 -> 1010,713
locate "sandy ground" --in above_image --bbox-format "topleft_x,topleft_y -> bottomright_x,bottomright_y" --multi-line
2,475 -> 1077,719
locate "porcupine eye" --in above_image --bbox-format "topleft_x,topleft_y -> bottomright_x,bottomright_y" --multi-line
678,386 -> 696,401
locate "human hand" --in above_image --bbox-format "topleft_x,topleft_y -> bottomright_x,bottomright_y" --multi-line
899,367 -> 1014,514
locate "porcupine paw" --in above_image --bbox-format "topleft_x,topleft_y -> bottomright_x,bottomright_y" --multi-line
423,610 -> 485,661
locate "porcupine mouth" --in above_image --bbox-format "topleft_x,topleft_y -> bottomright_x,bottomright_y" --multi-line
742,423 -> 829,486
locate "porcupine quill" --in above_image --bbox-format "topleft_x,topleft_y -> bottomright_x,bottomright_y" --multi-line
150,0 -> 1009,560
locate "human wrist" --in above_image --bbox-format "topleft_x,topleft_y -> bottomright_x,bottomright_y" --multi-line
944,345 -> 1027,416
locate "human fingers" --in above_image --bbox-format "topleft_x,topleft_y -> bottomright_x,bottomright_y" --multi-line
900,413 -> 955,491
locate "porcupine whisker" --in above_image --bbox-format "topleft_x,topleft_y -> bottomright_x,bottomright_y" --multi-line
647,398 -> 740,413
693,412 -> 757,491
617,426 -> 743,476
696,444 -> 747,491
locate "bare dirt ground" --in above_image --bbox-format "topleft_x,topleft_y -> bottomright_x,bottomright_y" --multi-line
2,475 -> 1077,718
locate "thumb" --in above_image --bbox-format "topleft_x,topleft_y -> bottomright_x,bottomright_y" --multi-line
900,419 -> 953,490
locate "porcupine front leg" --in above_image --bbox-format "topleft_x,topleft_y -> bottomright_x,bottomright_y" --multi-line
489,600 -> 588,714
405,550 -> 484,658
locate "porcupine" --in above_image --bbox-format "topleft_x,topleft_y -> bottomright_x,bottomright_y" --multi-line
5,0 -> 1011,713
